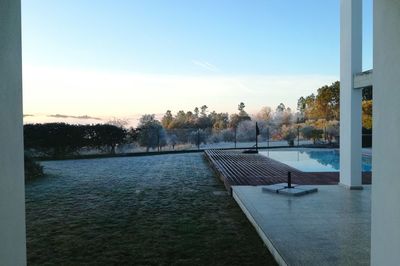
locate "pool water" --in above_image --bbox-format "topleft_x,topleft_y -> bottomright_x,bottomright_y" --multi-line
260,149 -> 372,172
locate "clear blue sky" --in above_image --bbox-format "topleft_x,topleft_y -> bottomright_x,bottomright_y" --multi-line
21,0 -> 373,124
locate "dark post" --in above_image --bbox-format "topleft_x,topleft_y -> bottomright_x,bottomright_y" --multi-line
297,126 -> 300,146
255,122 -> 258,151
157,128 -> 160,152
234,127 -> 237,149
287,171 -> 292,188
197,129 -> 200,150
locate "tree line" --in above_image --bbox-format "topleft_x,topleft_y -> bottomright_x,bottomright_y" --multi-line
24,101 -> 298,157
296,81 -> 372,146
24,123 -> 128,158
24,80 -> 373,159
297,81 -> 372,129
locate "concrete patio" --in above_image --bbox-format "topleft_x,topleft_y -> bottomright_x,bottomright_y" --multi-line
233,185 -> 371,265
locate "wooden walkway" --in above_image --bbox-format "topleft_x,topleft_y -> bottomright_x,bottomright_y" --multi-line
205,149 -> 372,193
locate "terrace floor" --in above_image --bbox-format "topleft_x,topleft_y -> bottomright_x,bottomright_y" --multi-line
233,185 -> 371,266
205,149 -> 372,265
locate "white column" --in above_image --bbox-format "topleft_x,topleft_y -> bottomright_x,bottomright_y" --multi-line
339,0 -> 363,189
371,1 -> 400,264
0,0 -> 27,265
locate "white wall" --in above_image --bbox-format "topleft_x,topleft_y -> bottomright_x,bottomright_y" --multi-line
339,0 -> 363,188
0,0 -> 27,265
371,1 -> 400,265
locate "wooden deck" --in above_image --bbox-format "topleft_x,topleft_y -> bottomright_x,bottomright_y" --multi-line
204,149 -> 372,193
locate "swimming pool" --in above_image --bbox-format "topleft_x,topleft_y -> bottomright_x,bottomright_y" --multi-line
260,149 -> 372,172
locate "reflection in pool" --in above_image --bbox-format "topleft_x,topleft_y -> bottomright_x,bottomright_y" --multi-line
260,149 -> 372,172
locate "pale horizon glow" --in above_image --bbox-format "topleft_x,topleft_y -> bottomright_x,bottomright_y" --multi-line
23,64 -> 337,126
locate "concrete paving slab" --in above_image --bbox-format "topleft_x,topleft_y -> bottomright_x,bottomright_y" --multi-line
232,185 -> 371,266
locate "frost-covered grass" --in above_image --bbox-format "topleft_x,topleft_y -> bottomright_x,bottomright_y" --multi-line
26,153 -> 276,265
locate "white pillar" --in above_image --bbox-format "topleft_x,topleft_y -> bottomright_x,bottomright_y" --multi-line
371,1 -> 400,264
339,0 -> 363,189
0,0 -> 27,265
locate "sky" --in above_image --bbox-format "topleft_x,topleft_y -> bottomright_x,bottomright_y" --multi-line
21,0 -> 373,126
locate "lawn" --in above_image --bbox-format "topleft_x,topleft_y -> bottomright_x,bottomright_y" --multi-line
26,153 -> 276,265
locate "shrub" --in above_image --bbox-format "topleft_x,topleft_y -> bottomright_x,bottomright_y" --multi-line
281,125 -> 297,146
311,129 -> 323,144
301,125 -> 323,144
237,120 -> 256,142
24,155 -> 43,180
326,121 -> 339,143
220,129 -> 235,142
300,125 -> 314,140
